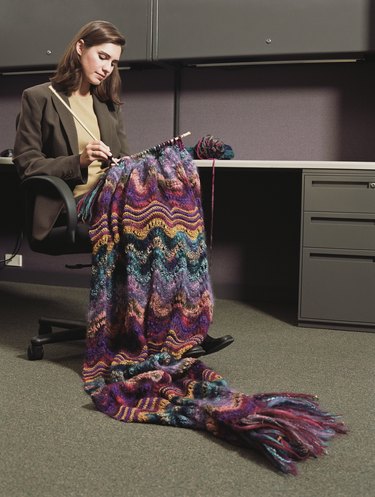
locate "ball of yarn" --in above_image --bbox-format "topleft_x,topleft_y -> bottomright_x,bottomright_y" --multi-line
187,135 -> 234,160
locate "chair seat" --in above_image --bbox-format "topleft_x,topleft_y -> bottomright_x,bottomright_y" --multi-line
30,223 -> 91,255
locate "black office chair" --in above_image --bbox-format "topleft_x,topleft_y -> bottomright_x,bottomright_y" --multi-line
21,175 -> 91,360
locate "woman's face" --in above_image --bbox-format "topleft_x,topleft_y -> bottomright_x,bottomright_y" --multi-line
76,40 -> 122,88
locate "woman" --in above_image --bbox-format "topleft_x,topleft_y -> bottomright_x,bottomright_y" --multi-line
14,20 -> 233,358
14,20 -> 129,241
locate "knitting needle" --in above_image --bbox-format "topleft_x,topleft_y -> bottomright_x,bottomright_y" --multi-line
179,131 -> 191,139
49,85 -> 99,141
130,131 -> 192,158
48,85 -> 119,168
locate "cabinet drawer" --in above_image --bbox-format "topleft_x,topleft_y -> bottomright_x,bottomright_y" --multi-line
304,174 -> 375,213
299,248 -> 375,324
303,212 -> 375,250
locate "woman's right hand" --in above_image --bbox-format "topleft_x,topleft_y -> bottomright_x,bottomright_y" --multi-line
79,140 -> 112,168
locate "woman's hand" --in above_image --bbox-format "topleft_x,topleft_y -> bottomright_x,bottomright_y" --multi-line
79,140 -> 112,168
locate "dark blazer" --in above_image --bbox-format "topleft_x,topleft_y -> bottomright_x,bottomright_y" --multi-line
14,82 -> 129,240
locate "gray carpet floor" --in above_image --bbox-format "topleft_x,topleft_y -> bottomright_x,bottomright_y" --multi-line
0,281 -> 374,497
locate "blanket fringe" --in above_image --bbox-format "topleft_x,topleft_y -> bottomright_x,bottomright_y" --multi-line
210,392 -> 347,475
86,354 -> 347,475
77,173 -> 107,224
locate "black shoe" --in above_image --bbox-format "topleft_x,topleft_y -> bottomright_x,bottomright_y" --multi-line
182,345 -> 206,358
201,334 -> 234,356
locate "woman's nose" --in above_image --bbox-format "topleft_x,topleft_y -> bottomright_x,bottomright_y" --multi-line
102,61 -> 112,74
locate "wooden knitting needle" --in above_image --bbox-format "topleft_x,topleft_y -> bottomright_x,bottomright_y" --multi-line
48,85 -> 119,167
49,85 -> 99,141
178,132 -> 191,139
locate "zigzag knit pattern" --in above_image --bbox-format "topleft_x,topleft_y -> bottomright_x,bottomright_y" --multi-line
78,142 -> 346,475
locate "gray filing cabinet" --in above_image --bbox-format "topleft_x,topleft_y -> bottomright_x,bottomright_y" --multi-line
298,170 -> 375,331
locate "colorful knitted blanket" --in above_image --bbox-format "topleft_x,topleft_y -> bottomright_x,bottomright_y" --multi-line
78,140 -> 345,475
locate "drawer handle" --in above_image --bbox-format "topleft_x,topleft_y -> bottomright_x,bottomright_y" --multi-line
311,180 -> 369,189
311,216 -> 375,225
370,182 -> 375,189
310,253 -> 375,262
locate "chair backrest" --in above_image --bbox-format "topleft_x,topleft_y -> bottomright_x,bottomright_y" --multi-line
20,175 -> 91,255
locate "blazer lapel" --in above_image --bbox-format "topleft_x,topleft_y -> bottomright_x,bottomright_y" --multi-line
50,89 -> 79,154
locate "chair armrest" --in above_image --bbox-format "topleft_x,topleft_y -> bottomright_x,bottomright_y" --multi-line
20,175 -> 77,244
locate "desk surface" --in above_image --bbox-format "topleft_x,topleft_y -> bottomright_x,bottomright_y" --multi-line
197,159 -> 375,170
2,156 -> 375,170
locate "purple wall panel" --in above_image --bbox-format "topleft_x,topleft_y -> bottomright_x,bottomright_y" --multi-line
121,68 -> 175,154
180,63 -> 375,161
0,69 -> 175,153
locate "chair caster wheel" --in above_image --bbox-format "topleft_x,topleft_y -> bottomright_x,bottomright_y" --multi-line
27,344 -> 44,361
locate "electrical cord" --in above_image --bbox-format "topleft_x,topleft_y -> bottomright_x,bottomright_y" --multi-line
0,231 -> 23,268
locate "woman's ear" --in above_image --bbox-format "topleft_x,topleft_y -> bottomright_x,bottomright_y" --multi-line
76,39 -> 85,56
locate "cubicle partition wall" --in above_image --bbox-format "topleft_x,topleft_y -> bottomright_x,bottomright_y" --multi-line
1,1 -> 375,320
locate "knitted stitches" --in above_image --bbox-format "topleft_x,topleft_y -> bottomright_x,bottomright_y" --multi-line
78,141 -> 346,475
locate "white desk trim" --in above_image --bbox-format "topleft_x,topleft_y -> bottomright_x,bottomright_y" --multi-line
196,160 -> 375,170
3,157 -> 375,171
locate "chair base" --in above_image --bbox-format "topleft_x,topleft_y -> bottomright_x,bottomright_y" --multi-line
27,317 -> 86,360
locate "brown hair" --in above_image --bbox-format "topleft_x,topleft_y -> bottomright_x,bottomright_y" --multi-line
50,20 -> 126,105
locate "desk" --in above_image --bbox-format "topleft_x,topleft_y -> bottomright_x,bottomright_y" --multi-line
197,160 -> 375,332
197,159 -> 375,170
0,156 -> 14,172
2,157 -> 374,331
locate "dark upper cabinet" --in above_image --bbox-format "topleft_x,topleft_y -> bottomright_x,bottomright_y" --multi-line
0,0 -> 152,70
3,0 -> 375,71
153,0 -> 374,62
